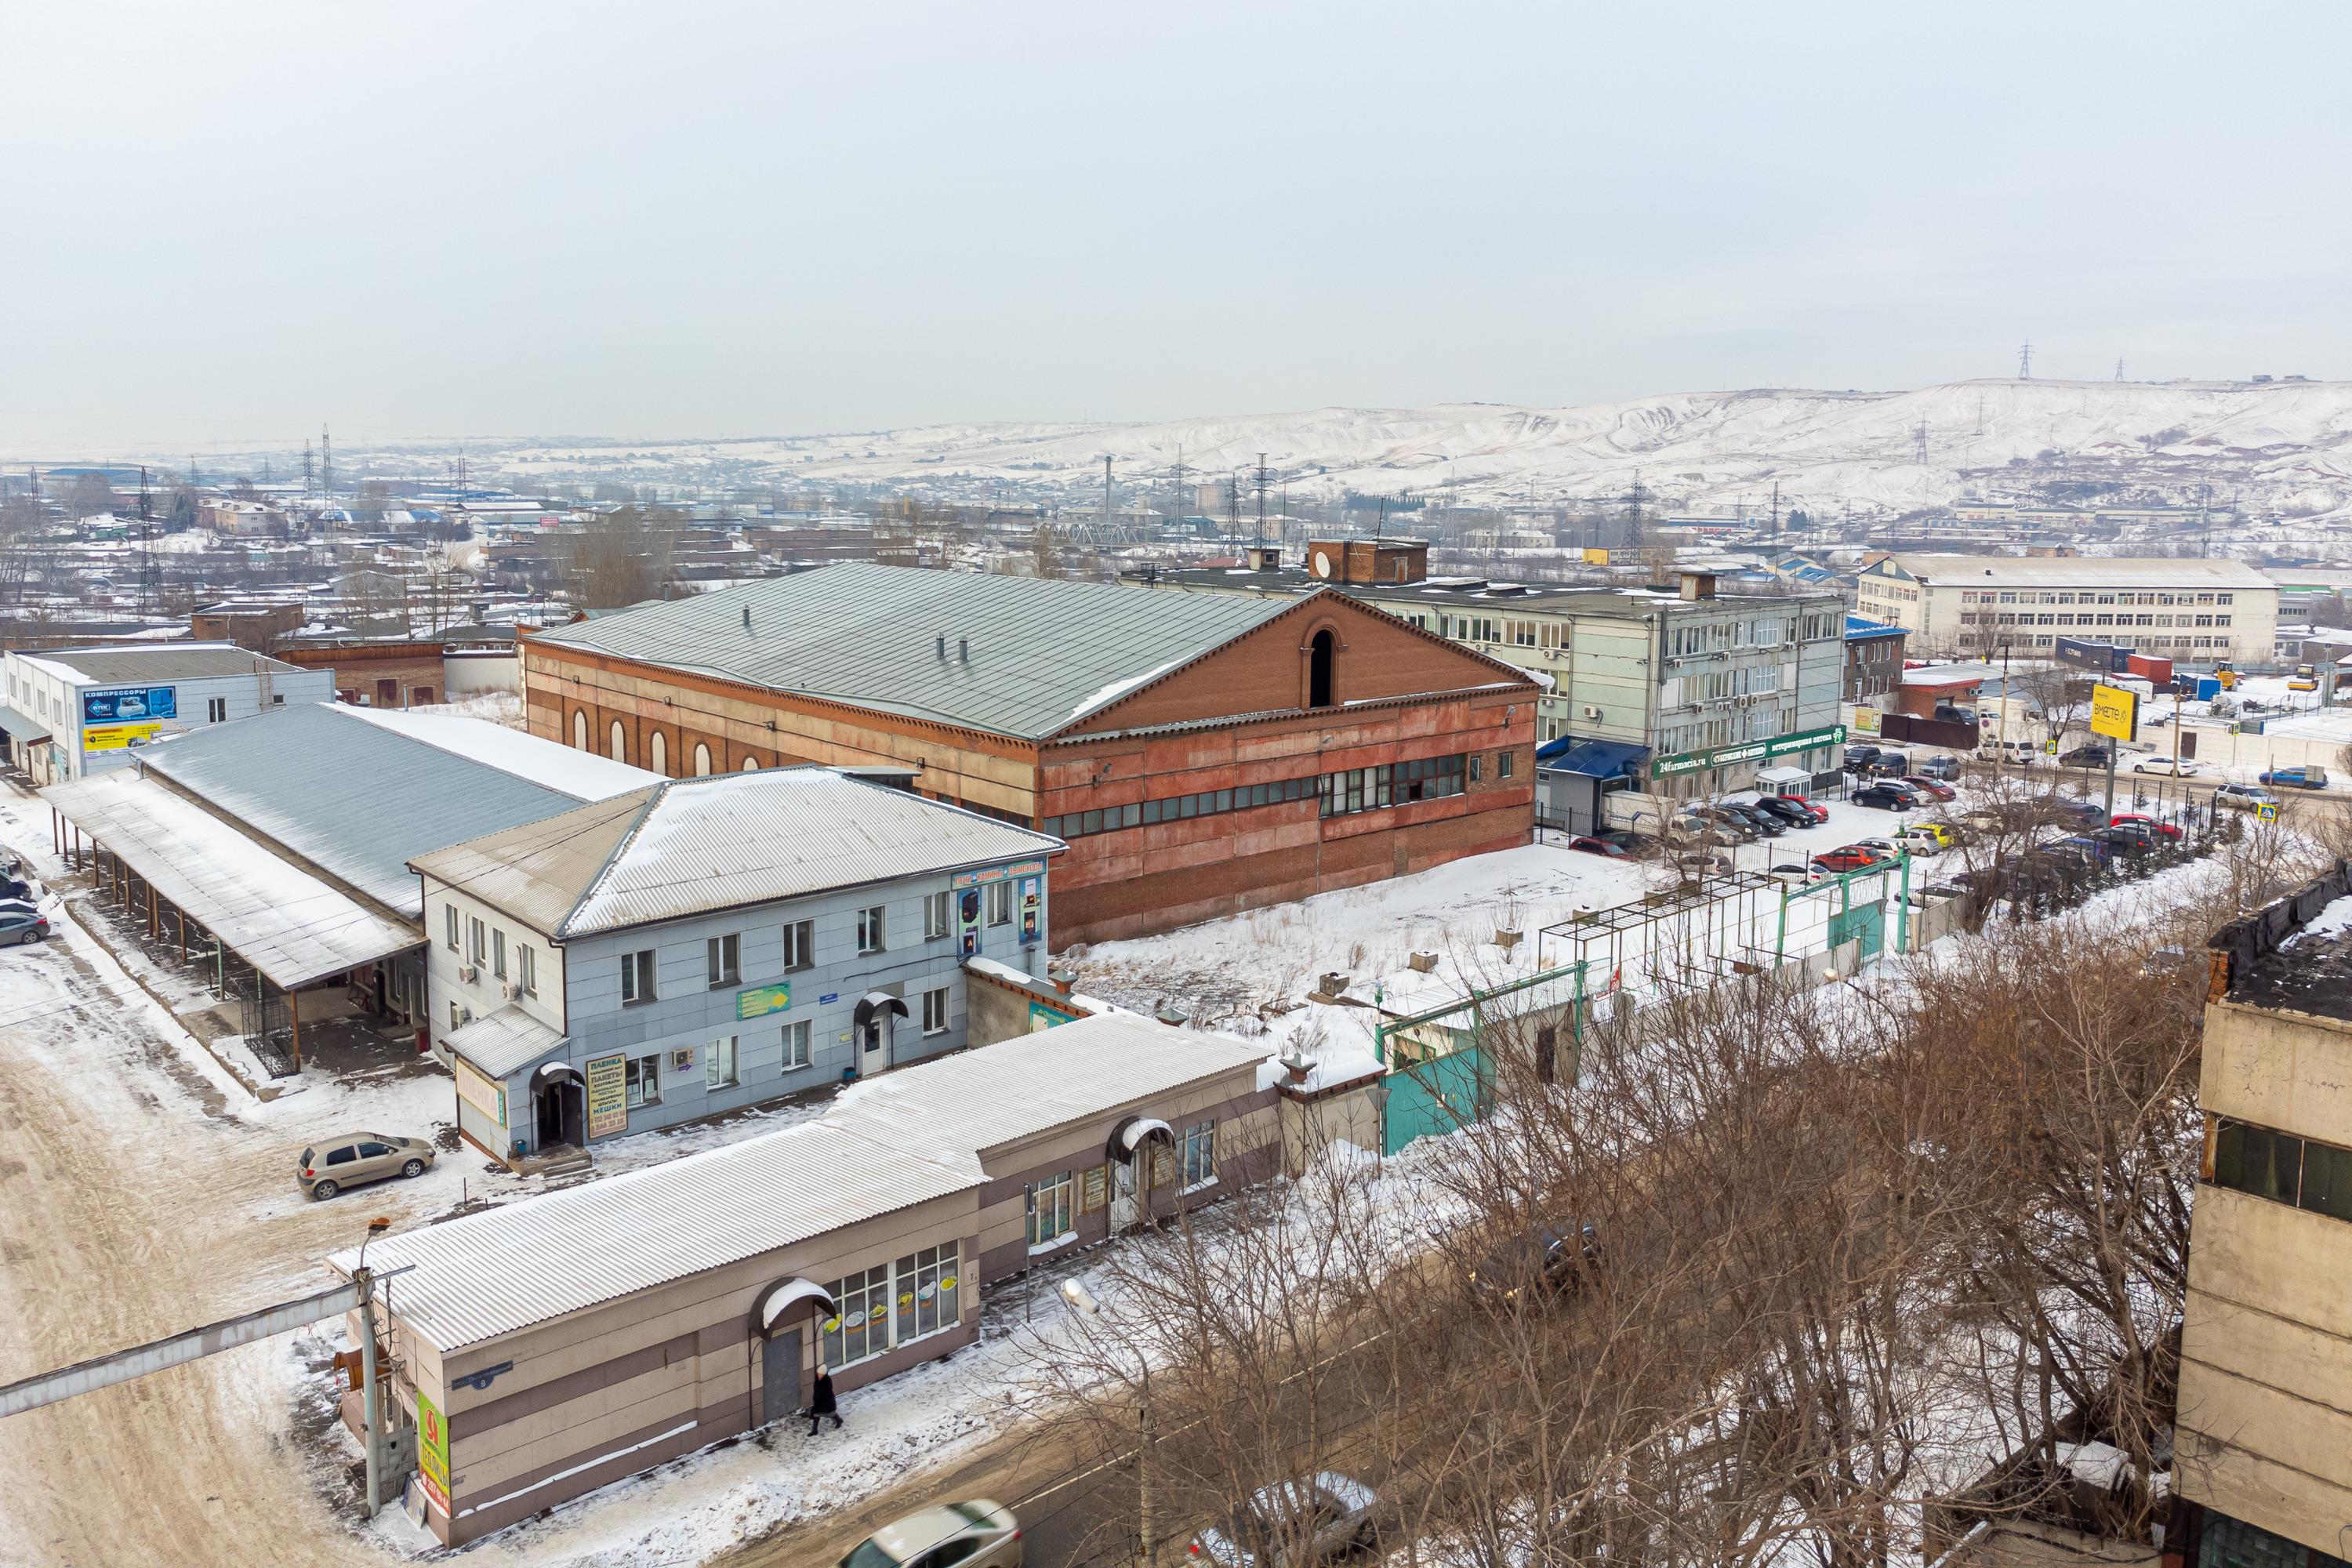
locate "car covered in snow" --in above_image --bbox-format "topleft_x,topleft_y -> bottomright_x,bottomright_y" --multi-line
1189,1472 -> 1379,1566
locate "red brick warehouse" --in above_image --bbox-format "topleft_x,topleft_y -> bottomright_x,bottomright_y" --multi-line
521,562 -> 1538,946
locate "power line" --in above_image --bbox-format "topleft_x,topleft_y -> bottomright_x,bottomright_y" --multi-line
2016,338 -> 2033,379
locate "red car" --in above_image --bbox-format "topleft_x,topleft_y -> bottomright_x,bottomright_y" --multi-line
1777,795 -> 1831,824
1811,845 -> 1887,873
2110,811 -> 2183,841
1900,776 -> 1958,802
1563,834 -> 1628,858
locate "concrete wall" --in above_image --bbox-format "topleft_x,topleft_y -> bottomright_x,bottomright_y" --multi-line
2176,1000 -> 2352,1562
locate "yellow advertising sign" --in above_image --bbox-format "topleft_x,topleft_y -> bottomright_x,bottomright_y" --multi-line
82,722 -> 162,752
585,1053 -> 627,1138
417,1389 -> 450,1512
1849,707 -> 1882,735
1581,546 -> 1610,565
2089,684 -> 2139,744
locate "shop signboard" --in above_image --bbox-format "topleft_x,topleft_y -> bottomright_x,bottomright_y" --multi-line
1652,724 -> 1848,780
1029,1000 -> 1076,1032
416,1389 -> 450,1513
585,1053 -> 627,1138
735,983 -> 791,1022
1018,876 -> 1042,946
956,887 -> 982,959
951,858 -> 1048,890
82,721 -> 162,752
82,685 -> 176,726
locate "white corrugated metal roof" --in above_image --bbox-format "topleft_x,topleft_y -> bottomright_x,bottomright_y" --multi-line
822,1011 -> 1267,1162
333,1121 -> 979,1352
42,771 -> 421,990
444,1006 -> 566,1078
1874,554 -> 2273,590
412,769 -> 1065,940
330,1014 -> 1269,1352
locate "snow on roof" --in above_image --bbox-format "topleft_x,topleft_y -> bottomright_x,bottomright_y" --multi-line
41,771 -> 419,989
1873,554 -> 2272,590
336,705 -> 653,800
336,1013 -> 1264,1352
412,768 -> 1066,940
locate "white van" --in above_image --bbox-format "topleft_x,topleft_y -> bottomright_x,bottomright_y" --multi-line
1981,737 -> 2045,766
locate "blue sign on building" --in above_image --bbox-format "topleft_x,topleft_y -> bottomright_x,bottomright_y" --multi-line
82,686 -> 176,724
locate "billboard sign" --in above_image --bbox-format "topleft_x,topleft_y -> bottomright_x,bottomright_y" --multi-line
416,1389 -> 450,1513
735,983 -> 791,1021
2089,683 -> 2140,743
82,721 -> 162,752
585,1053 -> 627,1138
82,686 -> 176,725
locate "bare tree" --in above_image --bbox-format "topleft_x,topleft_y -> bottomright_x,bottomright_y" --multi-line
564,505 -> 681,608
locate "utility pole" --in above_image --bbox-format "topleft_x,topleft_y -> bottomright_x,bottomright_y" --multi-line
1171,443 -> 1183,533
2115,358 -> 2125,382
1253,452 -> 1269,552
358,1265 -> 384,1516
1913,419 -> 1929,466
1769,479 -> 1780,540
302,440 -> 315,499
2017,338 -> 2033,379
320,423 -> 332,499
1102,455 -> 1112,540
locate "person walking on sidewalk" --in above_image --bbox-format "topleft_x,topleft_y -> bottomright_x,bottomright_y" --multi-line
807,1365 -> 840,1436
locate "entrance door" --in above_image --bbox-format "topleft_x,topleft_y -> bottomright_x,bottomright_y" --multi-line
536,1083 -> 564,1149
1111,1156 -> 1141,1231
761,1330 -> 803,1426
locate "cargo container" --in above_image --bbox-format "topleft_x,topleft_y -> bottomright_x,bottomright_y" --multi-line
2125,652 -> 2174,686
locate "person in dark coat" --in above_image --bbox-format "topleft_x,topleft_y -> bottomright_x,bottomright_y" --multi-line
807,1365 -> 840,1436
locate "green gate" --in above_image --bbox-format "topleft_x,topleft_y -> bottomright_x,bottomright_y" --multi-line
1828,899 -> 1885,960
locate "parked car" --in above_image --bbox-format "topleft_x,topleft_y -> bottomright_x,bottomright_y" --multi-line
1866,751 -> 1913,777
2054,835 -> 2111,866
1843,744 -> 1882,772
1752,796 -> 1817,828
2259,766 -> 2331,789
1721,803 -> 1786,837
1812,845 -> 1887,873
0,909 -> 49,946
2052,797 -> 2107,826
1681,808 -> 1757,843
1465,1221 -> 1601,1304
2214,783 -> 2278,813
840,1501 -> 1022,1568
1907,822 -> 1957,848
1917,754 -> 1964,781
1899,775 -> 1957,802
1854,837 -> 1905,857
1768,862 -> 1819,882
2111,812 -> 2183,840
2097,822 -> 2158,853
1896,826 -> 1947,855
1562,834 -> 1628,858
1777,794 -> 1831,824
1190,1474 -> 1378,1567
296,1133 -> 437,1200
2132,756 -> 2204,776
1853,782 -> 1918,810
2058,745 -> 2111,769
0,851 -> 22,877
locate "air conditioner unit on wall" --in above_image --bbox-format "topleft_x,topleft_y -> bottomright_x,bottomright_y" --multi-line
670,1047 -> 695,1072
1582,706 -> 1604,720
457,964 -> 479,984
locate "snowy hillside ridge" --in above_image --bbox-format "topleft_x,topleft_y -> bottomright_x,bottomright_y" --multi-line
74,377 -> 2352,522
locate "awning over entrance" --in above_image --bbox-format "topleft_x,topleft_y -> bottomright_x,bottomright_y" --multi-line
1105,1113 -> 1174,1164
1541,738 -> 1650,778
753,1276 -> 836,1337
42,771 -> 420,991
0,705 -> 50,743
853,991 -> 909,1028
446,1006 -> 568,1080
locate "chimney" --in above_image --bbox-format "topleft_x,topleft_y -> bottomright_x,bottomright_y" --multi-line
1679,571 -> 1717,601
742,604 -> 752,630
935,633 -> 946,660
1246,543 -> 1283,572
958,637 -> 969,662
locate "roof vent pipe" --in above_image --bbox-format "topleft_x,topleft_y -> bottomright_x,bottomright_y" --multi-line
742,604 -> 752,630
936,634 -> 946,660
958,638 -> 969,662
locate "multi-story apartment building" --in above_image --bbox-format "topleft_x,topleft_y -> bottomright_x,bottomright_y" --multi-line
412,766 -> 1065,1161
1854,555 -> 2277,664
2176,867 -> 2352,1567
1152,547 -> 1848,834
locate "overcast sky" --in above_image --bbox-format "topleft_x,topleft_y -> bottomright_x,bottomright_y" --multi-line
4,2 -> 2347,453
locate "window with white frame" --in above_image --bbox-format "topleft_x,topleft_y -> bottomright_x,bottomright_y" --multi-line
894,1242 -> 960,1344
924,891 -> 950,940
857,905 -> 885,954
922,985 -> 950,1035
706,933 -> 739,989
782,919 -> 814,971
518,943 -> 537,996
445,904 -> 459,950
782,1018 -> 811,1070
468,916 -> 486,964
985,880 -> 1011,926
705,1034 -> 737,1088
822,1263 -> 891,1369
1180,1119 -> 1217,1187
492,928 -> 506,981
624,1052 -> 660,1108
1025,1172 -> 1075,1247
620,949 -> 656,1005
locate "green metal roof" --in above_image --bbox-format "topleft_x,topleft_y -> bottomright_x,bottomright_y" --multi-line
529,562 -> 1308,741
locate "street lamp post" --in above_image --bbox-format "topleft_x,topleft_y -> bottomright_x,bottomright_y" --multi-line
356,1216 -> 391,1519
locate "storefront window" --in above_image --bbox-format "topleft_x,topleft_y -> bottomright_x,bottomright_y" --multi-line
894,1243 -> 960,1345
822,1262 -> 891,1369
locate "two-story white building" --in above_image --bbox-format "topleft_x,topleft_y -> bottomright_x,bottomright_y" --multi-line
0,643 -> 336,785
1854,555 -> 2278,665
412,767 -> 1066,1163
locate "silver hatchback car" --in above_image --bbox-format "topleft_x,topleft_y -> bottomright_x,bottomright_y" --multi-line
297,1133 -> 436,1200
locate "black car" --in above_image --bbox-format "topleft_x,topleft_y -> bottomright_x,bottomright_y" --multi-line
1722,803 -> 1786,837
1465,1221 -> 1601,1304
1753,796 -> 1817,827
1843,744 -> 1882,772
2058,744 -> 2111,768
1853,783 -> 1918,810
1867,751 -> 1912,776
2096,822 -> 2157,853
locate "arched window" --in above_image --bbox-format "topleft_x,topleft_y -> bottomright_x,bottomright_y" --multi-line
608,719 -> 627,763
693,742 -> 712,777
649,731 -> 667,775
1308,628 -> 1337,709
572,710 -> 588,750
741,755 -> 760,772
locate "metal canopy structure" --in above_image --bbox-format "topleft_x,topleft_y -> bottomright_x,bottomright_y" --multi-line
43,771 -> 419,991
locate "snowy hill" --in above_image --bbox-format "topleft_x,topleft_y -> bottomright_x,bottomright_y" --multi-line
479,378 -> 2352,523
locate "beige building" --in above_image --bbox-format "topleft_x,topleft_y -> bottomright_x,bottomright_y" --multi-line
1853,555 -> 2277,665
2176,867 -> 2352,1566
329,1013 -> 1274,1544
